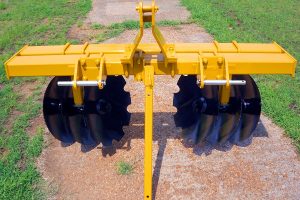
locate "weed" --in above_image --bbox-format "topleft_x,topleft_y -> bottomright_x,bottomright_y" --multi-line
91,23 -> 104,30
157,20 -> 182,26
77,20 -> 84,28
116,161 -> 134,175
0,2 -> 7,10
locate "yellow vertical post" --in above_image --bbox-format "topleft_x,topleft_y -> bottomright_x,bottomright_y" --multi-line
143,65 -> 154,200
72,60 -> 84,105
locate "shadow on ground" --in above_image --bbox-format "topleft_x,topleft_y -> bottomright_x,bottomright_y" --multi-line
58,111 -> 268,199
110,112 -> 268,200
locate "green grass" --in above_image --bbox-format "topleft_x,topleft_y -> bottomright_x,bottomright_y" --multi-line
0,83 -> 44,199
0,0 -> 92,199
181,0 -> 300,150
0,2 -> 7,10
90,23 -> 104,30
116,161 -> 134,175
95,19 -> 184,42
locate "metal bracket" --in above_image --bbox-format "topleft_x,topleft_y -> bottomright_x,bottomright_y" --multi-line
71,60 -> 84,105
121,1 -> 144,67
150,0 -> 177,66
197,54 -> 234,104
68,54 -> 106,105
198,52 -> 205,88
122,0 -> 177,75
96,53 -> 106,89
219,58 -> 231,104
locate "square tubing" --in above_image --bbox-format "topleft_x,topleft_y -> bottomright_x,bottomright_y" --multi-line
144,65 -> 154,199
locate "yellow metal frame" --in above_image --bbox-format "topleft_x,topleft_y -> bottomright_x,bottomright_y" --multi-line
4,0 -> 297,199
144,65 -> 154,199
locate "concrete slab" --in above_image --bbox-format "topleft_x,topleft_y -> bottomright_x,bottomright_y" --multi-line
86,0 -> 190,25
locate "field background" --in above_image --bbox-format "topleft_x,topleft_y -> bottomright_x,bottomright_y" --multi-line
0,0 -> 299,199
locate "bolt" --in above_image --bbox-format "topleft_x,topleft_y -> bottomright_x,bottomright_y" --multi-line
187,138 -> 194,145
136,74 -> 142,81
217,57 -> 223,65
96,59 -> 100,66
80,59 -> 86,66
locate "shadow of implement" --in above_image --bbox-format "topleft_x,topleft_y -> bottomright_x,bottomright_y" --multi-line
94,112 -> 268,199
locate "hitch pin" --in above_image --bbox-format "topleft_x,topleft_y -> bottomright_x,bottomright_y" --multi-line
58,80 -> 106,87
196,80 -> 246,86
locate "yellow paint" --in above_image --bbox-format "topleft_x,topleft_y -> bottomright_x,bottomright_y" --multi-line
5,45 -> 296,78
143,65 -> 154,200
97,53 -> 105,89
220,59 -> 231,104
72,60 -> 84,105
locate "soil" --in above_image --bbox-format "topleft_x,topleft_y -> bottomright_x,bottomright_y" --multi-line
13,80 -> 39,100
36,1 -> 300,200
3,109 -> 23,134
67,23 -> 101,43
26,113 -> 45,137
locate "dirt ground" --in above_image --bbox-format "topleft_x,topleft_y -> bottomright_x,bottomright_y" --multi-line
37,1 -> 300,200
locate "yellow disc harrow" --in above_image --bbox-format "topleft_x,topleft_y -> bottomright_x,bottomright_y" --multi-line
4,1 -> 297,199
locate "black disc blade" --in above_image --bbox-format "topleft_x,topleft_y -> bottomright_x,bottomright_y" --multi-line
84,86 -> 105,144
183,114 -> 216,145
65,89 -> 95,146
101,76 -> 130,141
43,76 -> 131,149
239,75 -> 261,140
214,81 -> 243,144
85,76 -> 130,147
174,75 -> 219,144
103,76 -> 131,108
230,75 -> 261,143
43,77 -> 74,144
174,76 -> 200,128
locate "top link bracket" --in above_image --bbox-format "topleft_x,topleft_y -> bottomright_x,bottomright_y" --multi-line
122,0 -> 177,71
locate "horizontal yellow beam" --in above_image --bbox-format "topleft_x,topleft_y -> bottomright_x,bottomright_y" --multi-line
17,42 -> 287,55
5,42 -> 297,79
